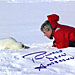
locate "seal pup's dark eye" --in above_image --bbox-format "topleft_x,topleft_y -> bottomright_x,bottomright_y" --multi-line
22,44 -> 25,48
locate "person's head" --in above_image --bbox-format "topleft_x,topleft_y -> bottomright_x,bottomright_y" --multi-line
41,20 -> 53,39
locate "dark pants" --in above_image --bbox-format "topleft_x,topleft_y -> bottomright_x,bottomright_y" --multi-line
69,41 -> 75,47
53,40 -> 75,47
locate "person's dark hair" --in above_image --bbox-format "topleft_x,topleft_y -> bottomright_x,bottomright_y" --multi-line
41,20 -> 52,31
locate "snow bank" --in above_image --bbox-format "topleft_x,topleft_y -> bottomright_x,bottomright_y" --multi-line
0,44 -> 75,75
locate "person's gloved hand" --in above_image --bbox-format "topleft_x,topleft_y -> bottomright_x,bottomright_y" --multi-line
52,43 -> 56,47
52,40 -> 56,47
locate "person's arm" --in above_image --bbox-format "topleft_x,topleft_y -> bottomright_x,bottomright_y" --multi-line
54,30 -> 69,49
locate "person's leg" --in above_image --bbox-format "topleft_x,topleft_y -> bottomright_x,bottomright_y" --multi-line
69,41 -> 75,47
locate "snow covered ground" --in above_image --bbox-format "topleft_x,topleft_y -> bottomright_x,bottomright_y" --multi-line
0,1 -> 75,75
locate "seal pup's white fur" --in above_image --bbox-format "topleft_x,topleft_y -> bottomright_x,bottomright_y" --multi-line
0,37 -> 25,50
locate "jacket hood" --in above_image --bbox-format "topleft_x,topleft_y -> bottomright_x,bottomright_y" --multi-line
47,14 -> 59,29
47,14 -> 59,23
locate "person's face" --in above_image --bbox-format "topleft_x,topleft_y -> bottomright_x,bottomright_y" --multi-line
42,28 -> 52,38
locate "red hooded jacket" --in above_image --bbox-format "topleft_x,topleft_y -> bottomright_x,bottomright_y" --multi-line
47,14 -> 75,49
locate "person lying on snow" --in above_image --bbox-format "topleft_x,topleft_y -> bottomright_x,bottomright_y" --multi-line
41,14 -> 75,49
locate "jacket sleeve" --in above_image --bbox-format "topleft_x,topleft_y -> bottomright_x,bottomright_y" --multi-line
54,30 -> 69,49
